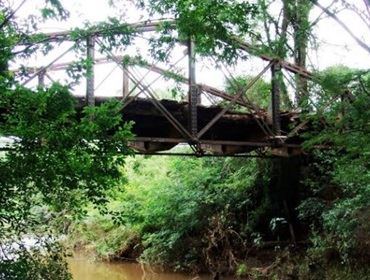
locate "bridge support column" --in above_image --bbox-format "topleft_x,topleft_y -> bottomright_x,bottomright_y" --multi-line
37,69 -> 46,88
122,65 -> 129,98
271,61 -> 281,136
86,36 -> 95,106
188,38 -> 200,137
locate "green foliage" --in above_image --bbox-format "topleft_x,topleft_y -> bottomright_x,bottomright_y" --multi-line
0,7 -> 134,273
0,240 -> 72,280
300,66 -> 370,263
69,19 -> 135,51
142,0 -> 259,63
71,155 -> 266,271
68,209 -> 139,260
224,75 -> 271,109
0,85 -> 133,214
236,263 -> 248,278
41,0 -> 69,20
70,154 -> 314,274
1,1 -> 369,278
0,84 -> 133,277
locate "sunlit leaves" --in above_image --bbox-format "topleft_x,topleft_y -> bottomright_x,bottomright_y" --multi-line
142,0 -> 259,63
0,84 -> 133,228
73,156 -> 260,269
42,0 -> 69,21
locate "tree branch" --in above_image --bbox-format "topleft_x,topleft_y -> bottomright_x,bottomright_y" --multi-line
311,0 -> 370,54
341,0 -> 370,31
363,0 -> 370,17
0,0 -> 28,30
310,0 -> 337,27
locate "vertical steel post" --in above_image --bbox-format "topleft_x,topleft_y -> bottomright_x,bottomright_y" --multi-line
86,36 -> 95,106
122,65 -> 129,98
38,69 -> 45,88
188,38 -> 199,137
271,61 -> 281,135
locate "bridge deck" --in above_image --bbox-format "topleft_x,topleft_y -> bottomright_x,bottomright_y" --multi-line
78,97 -> 303,156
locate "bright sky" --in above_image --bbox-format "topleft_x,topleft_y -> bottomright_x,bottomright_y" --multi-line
10,0 -> 370,98
308,0 -> 370,70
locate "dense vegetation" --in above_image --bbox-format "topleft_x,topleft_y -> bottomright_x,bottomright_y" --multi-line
0,0 -> 369,279
70,156 -> 262,270
69,109 -> 370,278
0,2 -> 133,279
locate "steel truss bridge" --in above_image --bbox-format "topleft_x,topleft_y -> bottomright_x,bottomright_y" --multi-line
14,20 -> 313,157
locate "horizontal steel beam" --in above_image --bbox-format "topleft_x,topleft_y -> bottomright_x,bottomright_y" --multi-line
235,39 -> 314,79
15,57 -> 123,73
21,19 -> 313,79
131,137 -> 301,148
134,152 -> 273,158
14,55 -> 255,110
21,20 -> 176,44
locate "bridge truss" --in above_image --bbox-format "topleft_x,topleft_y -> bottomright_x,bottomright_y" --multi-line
14,20 -> 312,157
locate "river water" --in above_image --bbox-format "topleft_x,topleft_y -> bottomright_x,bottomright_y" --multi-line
69,256 -> 215,280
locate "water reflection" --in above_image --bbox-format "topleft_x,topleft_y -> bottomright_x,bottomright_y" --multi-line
69,256 -> 214,280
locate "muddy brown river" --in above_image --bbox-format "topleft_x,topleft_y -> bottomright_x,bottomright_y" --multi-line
68,256 -> 220,280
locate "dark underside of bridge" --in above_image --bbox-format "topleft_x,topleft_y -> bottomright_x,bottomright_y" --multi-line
82,97 -> 304,157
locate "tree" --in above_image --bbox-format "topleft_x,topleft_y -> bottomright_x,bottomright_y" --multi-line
142,0 -> 259,63
301,66 -> 370,263
255,0 -> 314,107
0,2 -> 133,278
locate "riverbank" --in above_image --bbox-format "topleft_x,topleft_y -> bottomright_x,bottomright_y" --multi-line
68,254 -> 220,280
67,243 -> 370,280
65,155 -> 370,280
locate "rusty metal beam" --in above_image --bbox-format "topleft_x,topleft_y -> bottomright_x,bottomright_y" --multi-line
45,72 -> 55,83
197,61 -> 274,139
86,36 -> 95,106
15,57 -> 122,73
37,69 -> 45,87
21,45 -> 74,86
132,137 -> 188,143
122,65 -> 129,98
20,19 -> 313,79
22,20 -> 176,44
134,152 -> 273,158
120,56 -> 187,108
23,22 -> 312,80
15,55 -> 255,110
199,84 -> 253,109
126,70 -> 193,140
14,53 -> 281,124
271,61 -> 281,135
188,38 -> 199,137
138,62 -> 254,109
131,137 -> 301,148
234,38 -> 314,79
